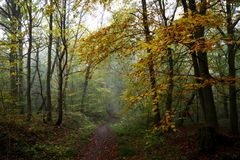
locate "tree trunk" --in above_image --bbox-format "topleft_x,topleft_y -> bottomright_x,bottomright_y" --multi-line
223,96 -> 229,119
226,0 -> 239,134
191,53 -> 206,121
63,54 -> 74,112
56,59 -> 63,126
18,26 -> 24,114
9,0 -> 19,107
15,0 -> 24,113
26,0 -> 32,121
181,0 -> 218,152
56,0 -> 67,125
46,0 -> 53,122
185,0 -> 218,127
80,64 -> 91,113
63,11 -> 85,112
141,0 -> 161,124
198,52 -> 218,126
198,126 -> 217,153
36,47 -> 46,119
165,49 -> 174,110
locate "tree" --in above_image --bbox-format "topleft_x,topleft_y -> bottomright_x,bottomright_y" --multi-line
55,0 -> 68,125
26,0 -> 33,121
0,0 -> 23,109
225,0 -> 239,134
46,0 -> 54,122
181,0 -> 218,152
141,0 -> 161,124
80,64 -> 91,112
155,0 -> 179,110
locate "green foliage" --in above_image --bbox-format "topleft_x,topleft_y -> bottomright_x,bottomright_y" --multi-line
17,144 -> 74,160
119,146 -> 136,157
111,112 -> 167,159
144,131 -> 165,150
111,113 -> 146,138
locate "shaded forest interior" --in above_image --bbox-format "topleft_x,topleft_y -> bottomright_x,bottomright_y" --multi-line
0,0 -> 240,159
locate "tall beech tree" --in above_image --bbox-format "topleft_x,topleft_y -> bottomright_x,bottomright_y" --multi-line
181,0 -> 218,151
26,0 -> 33,121
141,0 -> 161,124
46,0 -> 54,122
8,0 -> 19,106
225,0 -> 239,134
0,0 -> 23,108
155,0 -> 178,110
55,0 -> 68,125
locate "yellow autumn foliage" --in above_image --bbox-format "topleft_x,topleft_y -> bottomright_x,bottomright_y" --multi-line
151,109 -> 177,133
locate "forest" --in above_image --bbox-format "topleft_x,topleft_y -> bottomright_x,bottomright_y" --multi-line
0,0 -> 240,159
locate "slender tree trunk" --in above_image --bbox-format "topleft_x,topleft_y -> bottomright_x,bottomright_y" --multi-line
46,0 -> 53,122
63,76 -> 68,112
226,0 -> 238,134
223,96 -> 229,119
196,94 -> 199,123
63,11 -> 84,111
9,43 -> 17,106
56,57 -> 63,126
141,0 -> 161,124
14,0 -> 24,113
26,0 -> 33,121
157,0 -> 177,112
56,43 -> 68,126
56,0 -> 67,125
36,47 -> 46,118
18,26 -> 24,114
63,54 -> 73,112
165,49 -> 174,110
9,0 -> 18,107
80,64 -> 91,112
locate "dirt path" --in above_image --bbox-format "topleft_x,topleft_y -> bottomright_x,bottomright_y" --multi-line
75,125 -> 118,160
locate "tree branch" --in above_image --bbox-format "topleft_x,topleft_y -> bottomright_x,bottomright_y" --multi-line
0,21 -> 10,32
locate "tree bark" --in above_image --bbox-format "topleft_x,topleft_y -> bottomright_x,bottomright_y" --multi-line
223,96 -> 229,119
36,47 -> 46,119
9,0 -> 19,107
185,0 -> 218,127
56,56 -> 63,126
46,0 -> 53,122
226,0 -> 239,134
18,25 -> 24,114
181,0 -> 218,152
56,0 -> 67,125
191,53 -> 207,121
80,64 -> 91,113
26,0 -> 33,121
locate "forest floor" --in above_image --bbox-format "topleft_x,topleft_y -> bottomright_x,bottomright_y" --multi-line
75,125 -> 118,160
1,111 -> 240,160
0,111 -> 96,160
110,115 -> 240,160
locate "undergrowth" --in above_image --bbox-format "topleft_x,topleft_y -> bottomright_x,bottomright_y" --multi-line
0,111 -> 96,160
110,112 -> 166,160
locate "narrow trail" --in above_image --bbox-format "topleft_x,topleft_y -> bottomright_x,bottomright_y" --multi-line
75,124 -> 118,160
